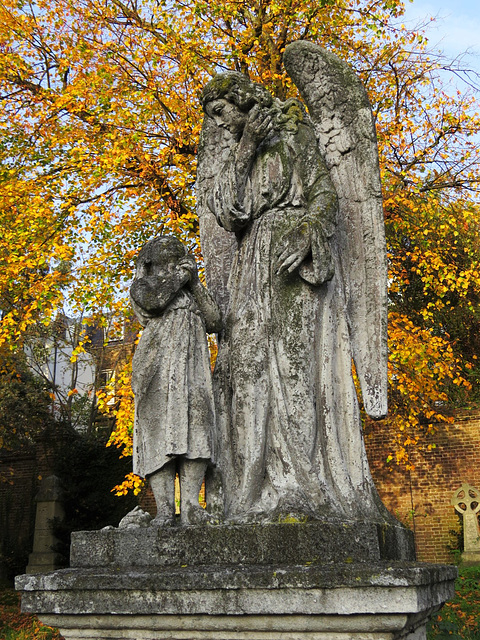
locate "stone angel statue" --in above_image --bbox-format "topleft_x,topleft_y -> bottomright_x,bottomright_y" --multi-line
196,41 -> 389,524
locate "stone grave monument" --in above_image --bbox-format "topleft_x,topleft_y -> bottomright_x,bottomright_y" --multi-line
26,475 -> 65,575
451,482 -> 480,565
17,40 -> 456,639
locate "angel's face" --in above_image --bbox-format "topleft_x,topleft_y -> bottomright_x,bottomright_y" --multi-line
206,99 -> 248,138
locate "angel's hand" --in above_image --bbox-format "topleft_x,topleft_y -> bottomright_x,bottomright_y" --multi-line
242,105 -> 274,147
275,222 -> 311,275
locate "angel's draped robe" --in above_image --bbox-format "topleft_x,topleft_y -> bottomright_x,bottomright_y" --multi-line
210,119 -> 384,521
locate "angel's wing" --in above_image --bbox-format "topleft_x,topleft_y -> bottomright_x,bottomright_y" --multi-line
196,116 -> 237,319
284,40 -> 388,419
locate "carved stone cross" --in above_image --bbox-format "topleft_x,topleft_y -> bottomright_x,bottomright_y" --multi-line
451,483 -> 480,564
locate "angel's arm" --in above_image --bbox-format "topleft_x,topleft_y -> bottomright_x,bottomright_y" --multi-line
190,278 -> 222,333
299,147 -> 338,285
208,149 -> 250,232
275,126 -> 338,284
208,106 -> 274,232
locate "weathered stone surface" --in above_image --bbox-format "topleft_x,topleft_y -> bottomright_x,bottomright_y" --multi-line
198,44 -> 390,525
129,236 -> 221,525
283,40 -> 387,421
26,475 -> 65,575
17,562 -> 456,604
196,115 -> 237,318
68,521 -> 414,569
16,562 -> 456,639
118,506 -> 152,530
11,613 -> 438,636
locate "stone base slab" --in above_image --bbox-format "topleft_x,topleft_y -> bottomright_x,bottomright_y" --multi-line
16,562 -> 456,640
16,523 -> 453,640
461,550 -> 480,565
33,612 -> 440,639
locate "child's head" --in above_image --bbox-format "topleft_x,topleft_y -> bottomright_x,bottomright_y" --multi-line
136,236 -> 195,278
136,236 -> 186,277
131,236 -> 195,319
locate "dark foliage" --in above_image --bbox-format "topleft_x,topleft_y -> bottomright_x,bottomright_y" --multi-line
50,429 -> 137,565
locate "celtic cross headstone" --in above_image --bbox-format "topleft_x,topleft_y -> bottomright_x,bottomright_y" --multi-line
451,482 -> 480,564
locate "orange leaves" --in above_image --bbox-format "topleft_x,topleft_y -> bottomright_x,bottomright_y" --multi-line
111,471 -> 145,497
428,566 -> 480,637
0,0 -> 414,343
102,362 -> 134,458
386,184 -> 480,422
0,0 -> 207,338
101,357 -> 143,495
0,589 -> 62,640
383,312 -> 469,467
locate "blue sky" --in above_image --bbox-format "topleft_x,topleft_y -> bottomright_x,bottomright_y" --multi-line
402,0 -> 480,66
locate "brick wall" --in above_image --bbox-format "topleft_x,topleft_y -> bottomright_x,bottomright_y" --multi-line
365,410 -> 480,563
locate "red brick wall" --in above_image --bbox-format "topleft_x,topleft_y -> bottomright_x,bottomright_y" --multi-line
365,410 -> 480,563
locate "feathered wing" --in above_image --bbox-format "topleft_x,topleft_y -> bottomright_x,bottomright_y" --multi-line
284,40 -> 388,419
196,115 -> 237,319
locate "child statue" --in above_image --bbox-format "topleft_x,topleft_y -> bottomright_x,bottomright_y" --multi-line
130,235 -> 221,526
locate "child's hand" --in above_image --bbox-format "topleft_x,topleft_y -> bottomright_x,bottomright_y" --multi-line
178,255 -> 198,284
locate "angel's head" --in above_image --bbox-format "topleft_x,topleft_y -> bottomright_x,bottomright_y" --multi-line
201,72 -> 305,137
201,72 -> 273,137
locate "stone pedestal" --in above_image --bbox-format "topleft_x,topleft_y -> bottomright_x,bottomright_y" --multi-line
16,521 -> 456,640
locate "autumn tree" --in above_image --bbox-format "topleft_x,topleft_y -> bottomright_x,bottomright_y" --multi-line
0,0 -> 478,484
0,346 -> 55,454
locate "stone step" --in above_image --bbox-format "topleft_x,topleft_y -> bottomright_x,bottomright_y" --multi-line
69,521 -> 415,568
